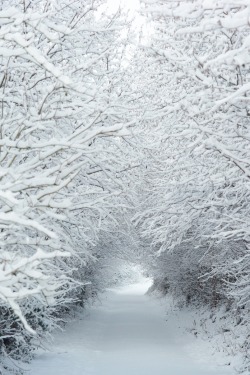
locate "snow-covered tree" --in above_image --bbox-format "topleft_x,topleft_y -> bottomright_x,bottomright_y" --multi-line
134,0 -> 250,313
0,0 -> 142,371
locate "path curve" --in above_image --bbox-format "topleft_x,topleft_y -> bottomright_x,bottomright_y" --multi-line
30,281 -> 234,375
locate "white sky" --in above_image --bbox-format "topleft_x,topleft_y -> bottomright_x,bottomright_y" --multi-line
104,0 -> 151,42
106,0 -> 141,13
103,0 -> 145,30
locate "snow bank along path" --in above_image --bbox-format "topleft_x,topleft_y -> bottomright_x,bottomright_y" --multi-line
30,280 -> 234,375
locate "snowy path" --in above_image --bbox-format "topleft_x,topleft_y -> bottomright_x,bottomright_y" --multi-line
30,281 -> 234,375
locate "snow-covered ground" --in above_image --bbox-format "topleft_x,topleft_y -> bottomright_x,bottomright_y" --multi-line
29,279 -> 235,375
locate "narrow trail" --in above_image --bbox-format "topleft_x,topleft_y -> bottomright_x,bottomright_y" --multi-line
30,281 -> 234,375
